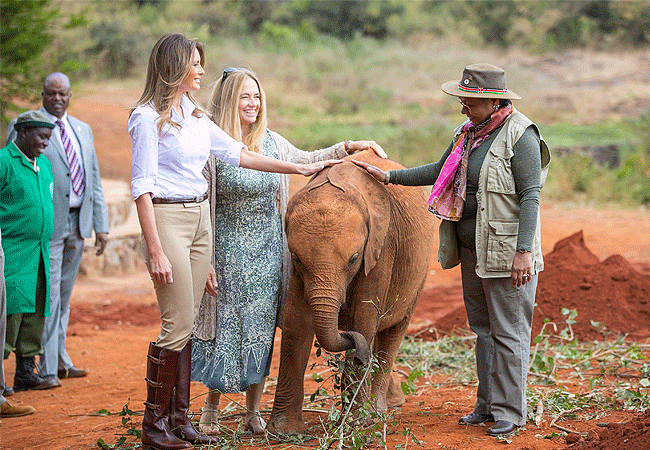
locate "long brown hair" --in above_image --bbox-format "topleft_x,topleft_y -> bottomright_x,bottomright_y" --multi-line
208,69 -> 267,153
133,33 -> 205,135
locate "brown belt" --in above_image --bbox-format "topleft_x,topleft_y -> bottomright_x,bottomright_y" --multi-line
151,192 -> 208,204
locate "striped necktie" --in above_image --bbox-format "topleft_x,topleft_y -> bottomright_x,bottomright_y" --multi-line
56,119 -> 84,197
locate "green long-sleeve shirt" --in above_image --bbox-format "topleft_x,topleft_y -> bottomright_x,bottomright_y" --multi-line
389,125 -> 541,252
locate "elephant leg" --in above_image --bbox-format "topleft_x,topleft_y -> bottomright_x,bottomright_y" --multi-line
370,316 -> 410,411
386,371 -> 406,408
268,281 -> 314,435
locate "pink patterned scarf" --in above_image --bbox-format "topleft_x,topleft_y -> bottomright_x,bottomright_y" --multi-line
427,104 -> 513,220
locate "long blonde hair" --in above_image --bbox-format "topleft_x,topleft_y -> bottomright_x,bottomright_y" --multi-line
208,69 -> 267,153
133,33 -> 205,135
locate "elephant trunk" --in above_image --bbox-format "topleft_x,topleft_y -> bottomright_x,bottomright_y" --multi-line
309,297 -> 370,366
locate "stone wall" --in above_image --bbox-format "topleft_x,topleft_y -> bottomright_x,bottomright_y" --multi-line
78,179 -> 145,277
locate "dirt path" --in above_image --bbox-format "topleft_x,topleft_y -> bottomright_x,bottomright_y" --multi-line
2,200 -> 648,450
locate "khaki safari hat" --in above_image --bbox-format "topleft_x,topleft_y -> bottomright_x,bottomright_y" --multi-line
441,63 -> 521,100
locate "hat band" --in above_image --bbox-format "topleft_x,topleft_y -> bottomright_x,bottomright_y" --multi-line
14,120 -> 56,131
457,83 -> 508,95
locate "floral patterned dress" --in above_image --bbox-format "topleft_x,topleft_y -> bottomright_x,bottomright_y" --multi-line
191,131 -> 282,393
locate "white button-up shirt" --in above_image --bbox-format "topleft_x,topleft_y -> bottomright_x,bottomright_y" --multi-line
129,96 -> 242,201
44,110 -> 85,208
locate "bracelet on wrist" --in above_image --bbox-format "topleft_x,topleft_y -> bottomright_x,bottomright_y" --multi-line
344,139 -> 351,154
384,171 -> 390,185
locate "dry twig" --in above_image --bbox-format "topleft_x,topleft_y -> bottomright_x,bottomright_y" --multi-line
551,423 -> 587,437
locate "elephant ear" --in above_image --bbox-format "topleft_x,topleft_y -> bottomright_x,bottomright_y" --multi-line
327,162 -> 390,276
305,169 -> 331,192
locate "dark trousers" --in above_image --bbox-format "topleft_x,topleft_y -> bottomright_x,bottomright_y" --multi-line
4,257 -> 47,359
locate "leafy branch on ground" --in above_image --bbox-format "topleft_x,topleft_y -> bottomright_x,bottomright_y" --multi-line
95,401 -> 141,449
297,297 -> 423,450
95,306 -> 649,448
301,345 -> 422,450
397,306 -> 650,437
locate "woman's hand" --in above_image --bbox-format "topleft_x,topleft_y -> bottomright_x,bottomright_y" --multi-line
149,251 -> 173,285
135,193 -> 173,285
350,159 -> 388,184
205,265 -> 218,296
296,159 -> 343,176
346,140 -> 388,159
510,251 -> 532,287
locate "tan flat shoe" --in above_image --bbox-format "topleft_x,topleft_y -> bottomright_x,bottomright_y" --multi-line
244,411 -> 266,434
198,400 -> 221,435
1,401 -> 36,418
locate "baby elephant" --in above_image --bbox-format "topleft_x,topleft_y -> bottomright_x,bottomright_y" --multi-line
268,152 -> 435,434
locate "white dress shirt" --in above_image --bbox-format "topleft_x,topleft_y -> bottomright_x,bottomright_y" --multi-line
44,111 -> 85,208
129,95 -> 242,201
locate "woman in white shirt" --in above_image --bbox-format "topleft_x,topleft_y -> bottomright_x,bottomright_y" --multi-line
129,33 -> 340,450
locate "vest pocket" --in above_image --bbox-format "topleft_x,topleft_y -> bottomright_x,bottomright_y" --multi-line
486,220 -> 518,271
486,149 -> 514,194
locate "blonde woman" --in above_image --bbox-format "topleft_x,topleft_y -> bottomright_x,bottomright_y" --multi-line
191,68 -> 386,434
129,35 -> 340,450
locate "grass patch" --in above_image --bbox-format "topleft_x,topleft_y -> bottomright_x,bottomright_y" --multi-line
398,308 -> 650,433
541,121 -> 631,148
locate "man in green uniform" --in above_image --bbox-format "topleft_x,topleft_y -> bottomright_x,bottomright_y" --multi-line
0,110 -> 59,391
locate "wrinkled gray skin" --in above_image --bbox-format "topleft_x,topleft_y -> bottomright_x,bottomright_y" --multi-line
268,152 -> 435,434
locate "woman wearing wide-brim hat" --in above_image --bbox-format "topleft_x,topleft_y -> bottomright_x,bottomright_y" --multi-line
354,63 -> 551,436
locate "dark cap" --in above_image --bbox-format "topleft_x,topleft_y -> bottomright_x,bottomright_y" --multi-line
14,110 -> 56,131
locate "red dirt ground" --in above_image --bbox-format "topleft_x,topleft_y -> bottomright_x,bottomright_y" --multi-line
2,96 -> 650,450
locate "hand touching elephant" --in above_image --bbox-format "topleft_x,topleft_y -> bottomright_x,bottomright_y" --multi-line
268,151 -> 435,434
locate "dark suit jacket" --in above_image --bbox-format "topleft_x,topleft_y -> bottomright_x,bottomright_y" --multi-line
7,107 -> 109,240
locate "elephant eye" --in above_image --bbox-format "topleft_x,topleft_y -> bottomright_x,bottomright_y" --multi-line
348,252 -> 359,267
290,253 -> 301,275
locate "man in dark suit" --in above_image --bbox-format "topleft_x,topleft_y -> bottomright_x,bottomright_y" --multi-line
7,73 -> 110,383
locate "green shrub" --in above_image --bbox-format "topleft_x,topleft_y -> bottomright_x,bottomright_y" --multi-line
386,123 -> 450,168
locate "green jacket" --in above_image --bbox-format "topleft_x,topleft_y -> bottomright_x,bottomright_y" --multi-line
438,110 -> 551,277
0,141 -> 54,315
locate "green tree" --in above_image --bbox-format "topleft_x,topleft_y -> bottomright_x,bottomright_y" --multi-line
0,0 -> 56,124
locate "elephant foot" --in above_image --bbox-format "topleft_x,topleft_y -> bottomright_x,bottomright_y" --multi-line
386,371 -> 406,408
386,393 -> 405,408
349,413 -> 376,427
386,384 -> 405,408
266,415 -> 308,436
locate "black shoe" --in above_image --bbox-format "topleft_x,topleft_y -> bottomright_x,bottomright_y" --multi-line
2,384 -> 15,397
58,366 -> 88,379
42,374 -> 62,387
14,356 -> 61,392
486,420 -> 518,436
459,411 -> 494,425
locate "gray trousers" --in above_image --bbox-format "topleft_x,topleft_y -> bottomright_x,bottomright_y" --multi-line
460,246 -> 537,426
39,209 -> 84,376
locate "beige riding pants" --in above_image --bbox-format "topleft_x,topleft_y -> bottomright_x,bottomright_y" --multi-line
143,200 -> 211,351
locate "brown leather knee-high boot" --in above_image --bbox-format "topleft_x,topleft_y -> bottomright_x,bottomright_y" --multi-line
170,340 -> 214,445
141,342 -> 192,450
